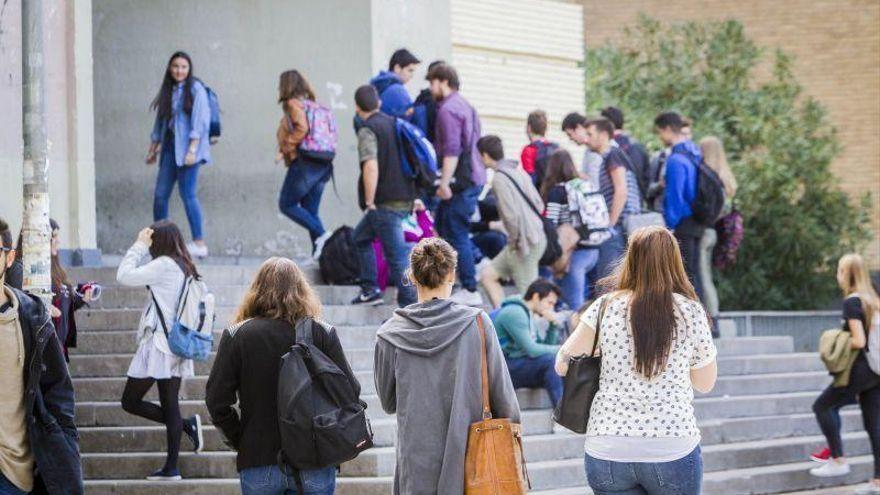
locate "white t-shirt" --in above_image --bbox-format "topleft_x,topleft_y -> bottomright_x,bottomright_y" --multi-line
580,292 -> 717,462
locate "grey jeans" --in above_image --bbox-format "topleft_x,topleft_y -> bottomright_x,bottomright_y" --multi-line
699,228 -> 718,317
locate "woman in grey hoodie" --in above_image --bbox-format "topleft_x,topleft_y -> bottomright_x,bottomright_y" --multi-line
374,237 -> 521,495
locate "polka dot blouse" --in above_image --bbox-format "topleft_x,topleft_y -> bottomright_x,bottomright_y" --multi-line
579,292 -> 717,438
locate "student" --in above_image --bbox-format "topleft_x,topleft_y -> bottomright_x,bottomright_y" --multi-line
412,60 -> 445,142
206,257 -> 358,495
561,112 -> 603,190
146,51 -> 212,259
0,217 -> 83,495
45,219 -> 94,361
698,137 -> 737,324
583,118 -> 642,281
349,85 -> 417,308
556,226 -> 717,495
654,112 -> 704,298
476,136 -> 547,308
370,48 -> 420,119
541,150 -> 601,310
520,110 -> 559,187
117,221 -> 204,481
494,279 -> 565,408
809,254 -> 880,495
470,191 -> 508,262
276,69 -> 334,258
374,237 -> 520,494
0,221 -> 21,290
601,106 -> 651,202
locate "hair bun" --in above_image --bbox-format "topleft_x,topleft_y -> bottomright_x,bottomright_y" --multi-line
409,238 -> 458,289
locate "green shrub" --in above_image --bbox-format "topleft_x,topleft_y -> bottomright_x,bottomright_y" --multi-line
585,15 -> 872,309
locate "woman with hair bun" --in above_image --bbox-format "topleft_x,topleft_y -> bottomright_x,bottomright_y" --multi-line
374,237 -> 520,494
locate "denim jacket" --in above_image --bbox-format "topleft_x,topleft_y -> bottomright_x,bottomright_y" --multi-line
150,79 -> 212,166
11,286 -> 83,494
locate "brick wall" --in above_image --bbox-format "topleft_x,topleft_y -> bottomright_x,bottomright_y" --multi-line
580,0 -> 880,267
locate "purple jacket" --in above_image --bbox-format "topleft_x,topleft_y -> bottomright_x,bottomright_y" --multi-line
434,91 -> 486,186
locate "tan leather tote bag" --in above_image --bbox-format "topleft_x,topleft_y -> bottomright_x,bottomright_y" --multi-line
464,316 -> 530,494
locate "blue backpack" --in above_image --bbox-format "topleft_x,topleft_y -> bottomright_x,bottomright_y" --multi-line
205,85 -> 222,143
395,118 -> 439,191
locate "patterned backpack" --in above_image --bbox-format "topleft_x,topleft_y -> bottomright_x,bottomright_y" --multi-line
298,99 -> 338,162
565,178 -> 611,247
713,206 -> 744,269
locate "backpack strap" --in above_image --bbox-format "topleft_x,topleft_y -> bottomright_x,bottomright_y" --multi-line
295,318 -> 314,346
147,286 -> 169,338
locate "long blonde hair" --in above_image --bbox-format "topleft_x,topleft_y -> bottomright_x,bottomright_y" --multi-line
233,257 -> 322,326
700,136 -> 738,198
602,226 -> 699,379
838,253 -> 879,330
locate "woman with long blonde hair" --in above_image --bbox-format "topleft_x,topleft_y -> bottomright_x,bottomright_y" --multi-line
698,136 -> 737,330
206,257 -> 358,494
555,226 -> 717,495
810,254 -> 880,493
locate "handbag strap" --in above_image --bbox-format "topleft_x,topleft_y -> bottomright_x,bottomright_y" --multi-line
476,314 -> 492,420
590,296 -> 610,357
497,170 -> 543,222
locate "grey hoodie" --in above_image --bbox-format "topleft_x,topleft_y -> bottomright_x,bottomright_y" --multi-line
374,298 -> 521,495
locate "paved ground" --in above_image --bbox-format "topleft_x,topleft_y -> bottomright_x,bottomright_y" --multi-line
781,484 -> 872,494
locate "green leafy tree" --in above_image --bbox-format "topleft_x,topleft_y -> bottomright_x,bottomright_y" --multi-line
585,15 -> 872,310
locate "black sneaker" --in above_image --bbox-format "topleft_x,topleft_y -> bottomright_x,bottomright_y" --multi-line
183,414 -> 203,453
146,468 -> 182,481
351,289 -> 383,306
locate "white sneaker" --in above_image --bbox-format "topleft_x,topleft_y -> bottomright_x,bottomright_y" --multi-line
186,242 -> 208,259
809,459 -> 851,477
854,482 -> 880,495
552,423 -> 571,435
312,231 -> 333,260
450,289 -> 483,307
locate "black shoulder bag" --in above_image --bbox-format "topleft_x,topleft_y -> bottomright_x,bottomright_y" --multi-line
496,170 -> 562,266
552,296 -> 609,434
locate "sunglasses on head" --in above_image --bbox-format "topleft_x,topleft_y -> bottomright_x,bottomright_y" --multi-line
0,247 -> 11,253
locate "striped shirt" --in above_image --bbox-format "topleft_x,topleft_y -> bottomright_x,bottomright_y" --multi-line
599,147 -> 642,226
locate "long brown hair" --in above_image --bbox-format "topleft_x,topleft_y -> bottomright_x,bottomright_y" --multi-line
540,149 -> 578,201
233,257 -> 322,326
838,253 -> 879,331
699,136 -> 737,198
151,51 -> 196,122
14,220 -> 71,289
148,220 -> 200,279
602,226 -> 699,379
278,70 -> 316,111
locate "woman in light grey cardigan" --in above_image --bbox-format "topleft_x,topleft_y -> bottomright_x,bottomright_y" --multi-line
374,237 -> 521,495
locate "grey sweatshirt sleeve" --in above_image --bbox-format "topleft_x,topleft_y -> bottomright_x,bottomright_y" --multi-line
374,338 -> 398,414
482,314 -> 522,423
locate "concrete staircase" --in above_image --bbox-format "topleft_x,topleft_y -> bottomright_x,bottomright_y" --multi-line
67,264 -> 872,495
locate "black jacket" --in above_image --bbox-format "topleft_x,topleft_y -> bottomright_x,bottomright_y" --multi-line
9,286 -> 83,494
358,112 -> 416,210
205,317 -> 360,471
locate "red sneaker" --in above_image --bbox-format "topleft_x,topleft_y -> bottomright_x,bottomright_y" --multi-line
810,446 -> 831,463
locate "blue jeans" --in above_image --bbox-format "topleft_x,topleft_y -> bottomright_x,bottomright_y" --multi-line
0,473 -> 27,495
353,207 -> 417,307
506,354 -> 563,407
436,185 -> 480,291
590,229 -> 625,295
154,135 -> 204,240
585,447 -> 702,495
239,465 -> 336,495
279,158 -> 332,244
558,248 -> 599,311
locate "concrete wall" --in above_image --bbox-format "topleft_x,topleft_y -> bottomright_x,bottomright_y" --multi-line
579,0 -> 880,268
0,0 -> 97,256
92,0 -> 451,256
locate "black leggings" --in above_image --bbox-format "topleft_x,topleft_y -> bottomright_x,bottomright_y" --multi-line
121,377 -> 183,471
813,355 -> 880,477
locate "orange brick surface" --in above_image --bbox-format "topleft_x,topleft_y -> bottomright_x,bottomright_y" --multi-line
579,0 -> 880,267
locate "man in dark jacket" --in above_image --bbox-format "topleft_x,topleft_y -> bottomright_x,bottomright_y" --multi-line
0,218 -> 83,495
601,106 -> 651,202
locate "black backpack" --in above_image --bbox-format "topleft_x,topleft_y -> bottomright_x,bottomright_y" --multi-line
318,226 -> 360,285
692,159 -> 726,227
277,319 -> 373,471
531,141 -> 560,188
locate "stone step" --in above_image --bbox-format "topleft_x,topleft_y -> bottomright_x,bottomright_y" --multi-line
702,455 -> 875,495
88,284 -> 368,309
76,305 -> 396,331
70,264 -> 321,288
73,326 -> 381,354
84,477 -> 391,495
